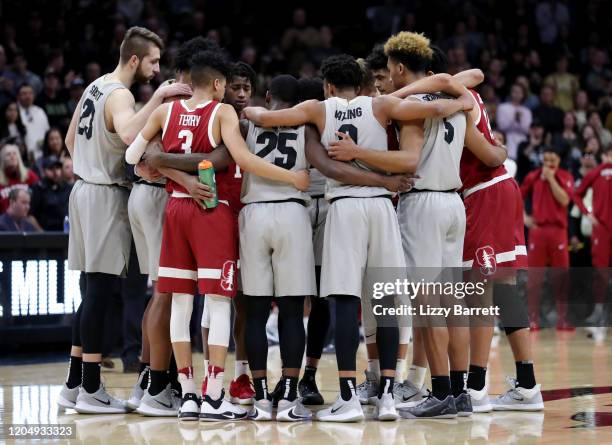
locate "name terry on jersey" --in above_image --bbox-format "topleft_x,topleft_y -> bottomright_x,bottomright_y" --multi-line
335,108 -> 362,121
179,114 -> 201,127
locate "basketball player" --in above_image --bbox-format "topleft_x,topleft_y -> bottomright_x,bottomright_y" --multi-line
366,45 -> 394,96
58,27 -> 191,414
200,61 -> 258,405
126,50 -> 309,421
245,53 -> 473,422
126,36 -> 223,417
326,33 -> 506,418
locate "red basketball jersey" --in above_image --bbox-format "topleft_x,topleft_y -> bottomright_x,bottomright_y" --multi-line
161,99 -> 233,201
459,89 -> 507,192
223,161 -> 244,215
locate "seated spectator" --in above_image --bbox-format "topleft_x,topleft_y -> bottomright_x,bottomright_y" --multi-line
516,120 -> 547,182
17,84 -> 49,163
551,111 -> 580,168
544,55 -> 579,112
533,84 -> 565,134
0,143 -> 38,213
574,90 -> 591,130
35,68 -> 70,130
66,78 -> 85,116
515,75 -> 540,110
11,52 -> 43,95
496,82 -> 532,159
30,155 -> 71,231
0,188 -> 37,232
588,111 -> 612,149
61,156 -> 75,185
0,101 -> 27,158
35,127 -> 69,175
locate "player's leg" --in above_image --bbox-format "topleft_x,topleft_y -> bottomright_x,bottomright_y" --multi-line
200,296 -> 210,395
358,293 -> 381,405
229,292 -> 255,403
58,304 -> 83,409
550,228 -> 572,330
526,227 -> 548,330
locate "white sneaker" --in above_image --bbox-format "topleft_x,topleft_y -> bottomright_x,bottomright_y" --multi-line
467,386 -> 492,413
74,384 -> 128,414
136,385 -> 180,417
126,368 -> 148,410
178,393 -> 200,421
356,371 -> 379,405
316,394 -> 364,422
58,383 -> 79,409
277,398 -> 312,422
492,377 -> 544,411
374,393 -> 399,421
248,398 -> 273,421
199,390 -> 247,421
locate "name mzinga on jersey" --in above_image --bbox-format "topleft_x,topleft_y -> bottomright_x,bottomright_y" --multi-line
335,108 -> 362,121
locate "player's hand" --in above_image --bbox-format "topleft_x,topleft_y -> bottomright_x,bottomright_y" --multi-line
542,166 -> 556,181
587,213 -> 600,227
293,169 -> 310,191
154,82 -> 193,103
382,174 -> 418,192
458,89 -> 475,111
524,214 -> 538,229
570,235 -> 582,251
329,132 -> 360,161
184,175 -> 215,201
135,160 -> 163,182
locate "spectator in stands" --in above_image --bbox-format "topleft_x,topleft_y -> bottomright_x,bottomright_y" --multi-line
66,79 -> 85,116
35,68 -> 70,130
544,55 -> 579,112
0,101 -> 27,157
0,45 -> 17,108
30,155 -> 71,231
515,75 -> 540,110
584,49 -> 610,100
497,82 -> 532,159
0,143 -> 38,213
587,111 -> 612,149
533,84 -> 565,134
574,90 -> 591,130
11,52 -> 42,95
516,120 -> 547,182
551,111 -> 580,167
35,127 -> 69,175
62,156 -> 75,186
0,188 -> 37,232
17,84 -> 49,163
84,62 -> 101,85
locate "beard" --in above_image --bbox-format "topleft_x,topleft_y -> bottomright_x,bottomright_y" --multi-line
134,64 -> 153,84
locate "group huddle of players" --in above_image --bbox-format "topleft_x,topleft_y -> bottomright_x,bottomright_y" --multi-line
57,26 -> 545,424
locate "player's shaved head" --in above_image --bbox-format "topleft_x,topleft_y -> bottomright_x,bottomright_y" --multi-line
320,54 -> 363,90
189,50 -> 232,87
268,74 -> 299,106
298,78 -> 324,102
356,58 -> 376,97
428,45 -> 449,74
384,31 -> 433,73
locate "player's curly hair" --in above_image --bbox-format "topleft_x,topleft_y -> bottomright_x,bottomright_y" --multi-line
175,37 -> 220,72
366,44 -> 388,71
384,31 -> 433,73
189,50 -> 232,86
229,62 -> 257,91
428,45 -> 449,73
320,54 -> 363,90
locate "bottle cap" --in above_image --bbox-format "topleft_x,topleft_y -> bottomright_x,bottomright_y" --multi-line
198,160 -> 213,170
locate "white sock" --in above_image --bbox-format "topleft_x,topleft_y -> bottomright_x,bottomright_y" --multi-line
406,365 -> 427,389
234,360 -> 248,379
178,368 -> 196,394
367,359 -> 380,379
207,365 -> 224,400
395,358 -> 406,381
203,360 -> 209,377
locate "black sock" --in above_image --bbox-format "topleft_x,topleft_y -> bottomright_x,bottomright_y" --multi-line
378,376 -> 394,398
515,361 -> 536,389
82,362 -> 101,393
339,377 -> 357,401
431,375 -> 451,400
139,362 -> 149,374
66,356 -> 83,389
149,370 -> 169,396
169,356 -> 180,394
139,365 -> 151,390
280,376 -> 299,401
450,370 -> 467,397
302,365 -> 317,382
467,365 -> 487,391
253,377 -> 269,401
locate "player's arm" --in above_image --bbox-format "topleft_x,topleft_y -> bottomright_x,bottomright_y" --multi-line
390,71 -> 483,99
543,169 -> 571,207
219,104 -> 309,190
107,83 -> 192,145
146,146 -> 232,173
573,169 -> 597,216
464,113 -> 507,167
65,95 -> 83,157
304,125 -> 413,192
157,166 -> 214,201
243,100 -> 325,130
124,104 -> 167,164
384,92 -> 473,122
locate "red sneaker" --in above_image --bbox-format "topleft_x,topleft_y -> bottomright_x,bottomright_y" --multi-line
229,374 -> 254,405
529,321 -> 540,331
556,321 -> 575,332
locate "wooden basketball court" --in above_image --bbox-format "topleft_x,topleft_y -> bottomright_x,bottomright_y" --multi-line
1,329 -> 611,444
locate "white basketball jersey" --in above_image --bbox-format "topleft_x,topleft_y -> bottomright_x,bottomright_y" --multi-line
241,121 -> 310,204
320,96 -> 390,200
410,94 -> 466,191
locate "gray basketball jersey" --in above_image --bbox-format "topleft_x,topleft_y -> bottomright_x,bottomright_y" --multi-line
320,96 -> 390,199
241,121 -> 310,203
410,94 -> 466,191
73,76 -> 129,185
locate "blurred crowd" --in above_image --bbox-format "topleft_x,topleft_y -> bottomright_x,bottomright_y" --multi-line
0,0 -> 610,269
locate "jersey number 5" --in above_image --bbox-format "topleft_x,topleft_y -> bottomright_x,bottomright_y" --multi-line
443,118 -> 454,144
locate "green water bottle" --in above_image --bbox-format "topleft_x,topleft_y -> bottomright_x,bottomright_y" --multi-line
198,160 -> 218,209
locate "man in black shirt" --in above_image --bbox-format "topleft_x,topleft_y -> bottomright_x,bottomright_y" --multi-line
30,155 -> 71,230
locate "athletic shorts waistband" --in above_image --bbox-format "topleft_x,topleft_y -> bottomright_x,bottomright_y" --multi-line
462,173 -> 512,199
246,198 -> 307,207
135,180 -> 166,189
329,194 -> 392,204
399,188 -> 457,196
170,190 -> 229,206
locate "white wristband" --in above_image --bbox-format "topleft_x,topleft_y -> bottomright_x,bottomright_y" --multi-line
125,132 -> 149,165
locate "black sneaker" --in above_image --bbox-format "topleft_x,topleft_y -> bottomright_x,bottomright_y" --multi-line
398,392 -> 458,419
454,392 -> 473,417
298,377 -> 324,405
271,379 -> 284,408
